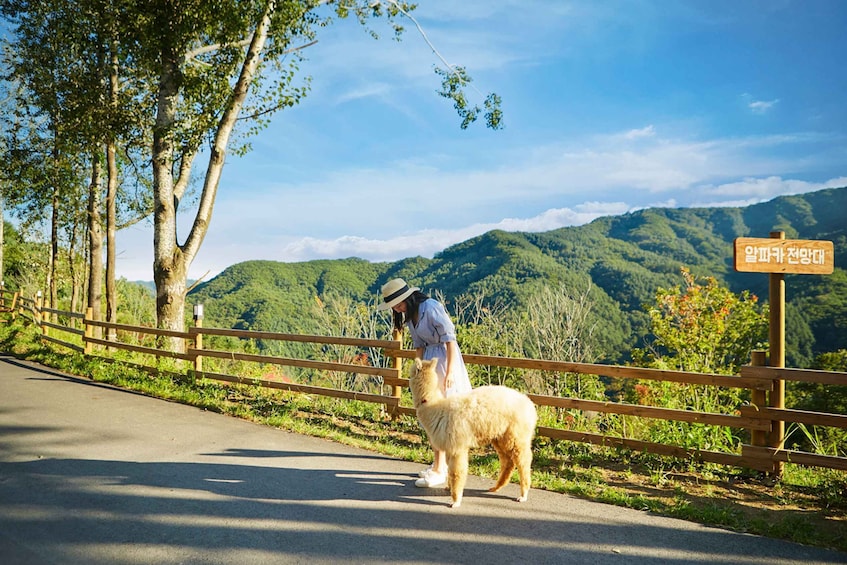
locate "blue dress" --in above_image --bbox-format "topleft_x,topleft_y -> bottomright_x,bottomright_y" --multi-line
408,299 -> 473,396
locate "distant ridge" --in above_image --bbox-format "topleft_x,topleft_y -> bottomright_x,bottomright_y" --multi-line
189,186 -> 847,366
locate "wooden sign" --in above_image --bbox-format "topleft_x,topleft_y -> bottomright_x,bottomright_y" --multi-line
734,237 -> 834,274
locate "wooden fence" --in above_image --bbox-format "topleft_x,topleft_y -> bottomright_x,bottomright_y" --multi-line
3,288 -> 846,475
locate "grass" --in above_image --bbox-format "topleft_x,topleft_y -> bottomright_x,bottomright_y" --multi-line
1,320 -> 845,554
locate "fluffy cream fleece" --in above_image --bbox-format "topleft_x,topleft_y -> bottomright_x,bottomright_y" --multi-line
409,358 -> 538,508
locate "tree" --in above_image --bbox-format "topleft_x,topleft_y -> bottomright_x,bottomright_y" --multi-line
632,267 -> 768,375
2,2 -> 502,351
0,104 -> 86,312
134,0 -> 502,350
2,3 -> 76,312
311,291 -> 386,392
629,268 -> 769,452
0,0 -> 152,330
451,290 -> 524,388
517,282 -> 606,401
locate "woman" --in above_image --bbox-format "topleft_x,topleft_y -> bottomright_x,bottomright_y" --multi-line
378,277 -> 472,487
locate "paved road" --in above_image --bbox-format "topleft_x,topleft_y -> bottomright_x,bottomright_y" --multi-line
1,356 -> 845,565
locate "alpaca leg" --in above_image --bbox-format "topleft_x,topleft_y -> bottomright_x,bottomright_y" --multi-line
515,442 -> 533,502
489,439 -> 515,493
446,450 -> 469,508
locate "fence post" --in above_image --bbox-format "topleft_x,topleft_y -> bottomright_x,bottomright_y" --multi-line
749,350 -> 768,448
84,307 -> 93,355
36,291 -> 46,336
193,304 -> 204,383
389,328 -> 403,419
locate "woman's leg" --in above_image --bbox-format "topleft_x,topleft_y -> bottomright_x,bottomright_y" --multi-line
431,365 -> 449,475
416,445 -> 448,486
431,448 -> 447,475
419,349 -> 449,481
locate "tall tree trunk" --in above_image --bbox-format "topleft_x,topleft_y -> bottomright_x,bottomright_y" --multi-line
49,187 -> 58,311
87,156 -> 103,338
105,140 -> 117,339
105,36 -> 119,339
152,47 -> 187,350
152,1 -> 276,351
68,221 -> 79,318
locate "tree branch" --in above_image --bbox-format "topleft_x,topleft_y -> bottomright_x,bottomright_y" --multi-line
186,39 -> 319,67
379,0 -> 486,99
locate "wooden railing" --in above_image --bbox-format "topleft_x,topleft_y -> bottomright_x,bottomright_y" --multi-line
3,287 -> 846,475
188,325 -> 405,412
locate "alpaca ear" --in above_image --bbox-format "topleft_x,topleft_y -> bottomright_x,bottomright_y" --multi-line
414,358 -> 423,370
426,358 -> 438,371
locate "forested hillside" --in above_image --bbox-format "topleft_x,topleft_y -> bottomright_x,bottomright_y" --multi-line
189,186 -> 847,367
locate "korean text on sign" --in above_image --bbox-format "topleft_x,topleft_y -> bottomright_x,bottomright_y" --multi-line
743,245 -> 827,266
733,237 -> 834,275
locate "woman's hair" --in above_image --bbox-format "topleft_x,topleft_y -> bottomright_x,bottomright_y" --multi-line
392,290 -> 429,331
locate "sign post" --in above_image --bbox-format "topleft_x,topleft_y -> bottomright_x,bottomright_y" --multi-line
734,232 -> 834,475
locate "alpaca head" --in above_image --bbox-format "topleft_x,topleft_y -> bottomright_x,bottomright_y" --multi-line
409,358 -> 441,409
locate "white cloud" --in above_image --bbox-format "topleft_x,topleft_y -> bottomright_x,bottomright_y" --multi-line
206,128 -> 841,253
115,124 -> 845,282
335,82 -> 392,104
103,2 -> 846,285
748,99 -> 779,114
271,201 -> 632,263
690,176 -> 847,207
622,125 -> 656,140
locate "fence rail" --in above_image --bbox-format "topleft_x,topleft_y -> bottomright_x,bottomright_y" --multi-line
3,287 -> 846,475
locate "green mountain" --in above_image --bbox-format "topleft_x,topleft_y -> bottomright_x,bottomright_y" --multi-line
189,186 -> 847,367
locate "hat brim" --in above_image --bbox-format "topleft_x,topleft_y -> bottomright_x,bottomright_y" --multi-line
377,286 -> 419,311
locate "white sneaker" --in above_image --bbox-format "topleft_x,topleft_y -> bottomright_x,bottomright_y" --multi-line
417,466 -> 434,478
415,472 -> 446,488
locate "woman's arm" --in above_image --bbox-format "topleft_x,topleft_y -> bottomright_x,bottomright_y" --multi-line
444,340 -> 460,392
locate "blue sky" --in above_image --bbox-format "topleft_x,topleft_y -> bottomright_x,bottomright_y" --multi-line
116,0 -> 847,281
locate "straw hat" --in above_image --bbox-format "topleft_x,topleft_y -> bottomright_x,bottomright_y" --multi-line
377,278 -> 419,311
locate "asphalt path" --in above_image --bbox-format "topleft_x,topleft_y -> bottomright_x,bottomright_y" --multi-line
1,356 -> 845,565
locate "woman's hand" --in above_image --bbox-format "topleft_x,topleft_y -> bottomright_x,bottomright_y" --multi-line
444,340 -> 459,393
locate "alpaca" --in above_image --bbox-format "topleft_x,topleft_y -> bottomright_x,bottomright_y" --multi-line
408,358 -> 537,508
